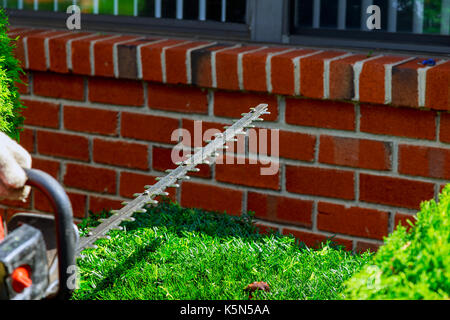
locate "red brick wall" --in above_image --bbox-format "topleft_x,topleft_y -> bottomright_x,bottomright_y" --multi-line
2,26 -> 449,253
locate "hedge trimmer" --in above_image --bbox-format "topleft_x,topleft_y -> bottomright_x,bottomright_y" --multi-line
0,104 -> 269,300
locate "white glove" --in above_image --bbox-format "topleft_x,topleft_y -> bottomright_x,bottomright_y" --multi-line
0,132 -> 32,202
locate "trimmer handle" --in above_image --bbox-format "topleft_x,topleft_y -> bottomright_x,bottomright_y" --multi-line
24,168 -> 76,299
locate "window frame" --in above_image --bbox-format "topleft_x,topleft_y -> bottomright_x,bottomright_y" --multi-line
3,0 -> 450,55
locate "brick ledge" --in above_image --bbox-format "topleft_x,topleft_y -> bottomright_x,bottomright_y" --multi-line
8,26 -> 450,111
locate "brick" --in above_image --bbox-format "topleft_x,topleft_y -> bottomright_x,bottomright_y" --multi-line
242,47 -> 287,92
26,31 -> 70,71
49,32 -> 91,73
37,131 -> 89,161
394,212 -> 416,231
254,223 -> 279,235
33,72 -> 84,101
19,128 -> 35,153
359,55 -> 409,104
181,181 -> 242,215
359,174 -> 435,209
355,241 -> 381,253
215,46 -> 261,91
391,58 -> 427,108
214,91 -> 278,121
215,156 -> 280,190
34,190 -> 86,218
440,112 -> 450,143
191,44 -> 231,88
270,49 -> 317,96
247,192 -> 313,227
94,35 -> 140,77
13,29 -> 47,68
17,73 -> 29,95
64,105 -> 118,136
282,228 -> 353,251
300,51 -> 347,99
317,202 -> 389,240
426,61 -> 450,111
0,196 -> 32,210
89,196 -> 122,214
286,165 -> 354,200
88,77 -> 143,106
329,54 -> 367,100
119,171 -> 176,202
71,34 -> 112,75
21,99 -> 60,128
165,41 -> 210,85
141,39 -> 187,82
64,163 -> 116,194
319,135 -> 392,170
93,138 -> 148,170
285,98 -> 355,131
32,157 -> 60,179
360,104 -> 436,140
152,146 -> 211,179
398,145 -> 450,180
117,38 -> 158,79
121,112 -> 179,144
147,83 -> 207,114
248,129 -> 316,162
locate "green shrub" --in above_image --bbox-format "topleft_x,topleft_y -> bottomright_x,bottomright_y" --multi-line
343,185 -> 450,300
73,200 -> 371,300
0,8 -> 25,140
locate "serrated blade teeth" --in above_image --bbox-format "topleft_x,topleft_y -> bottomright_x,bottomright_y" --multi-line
157,191 -> 169,196
110,210 -> 119,214
123,217 -> 135,222
146,199 -> 158,205
155,177 -> 162,181
165,169 -> 173,173
180,176 -> 190,180
188,168 -> 200,172
121,201 -> 129,205
135,209 -> 146,213
112,226 -> 123,231
99,235 -> 111,240
168,183 -> 180,188
133,193 -> 142,197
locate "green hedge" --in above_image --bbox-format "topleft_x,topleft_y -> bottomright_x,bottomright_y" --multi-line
0,8 -> 25,141
343,185 -> 450,299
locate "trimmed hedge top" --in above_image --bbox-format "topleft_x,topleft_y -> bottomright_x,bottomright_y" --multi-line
0,9 -> 25,140
343,185 -> 450,300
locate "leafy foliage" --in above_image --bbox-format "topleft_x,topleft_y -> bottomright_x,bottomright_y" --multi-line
73,200 -> 371,300
0,8 -> 25,140
343,185 -> 450,300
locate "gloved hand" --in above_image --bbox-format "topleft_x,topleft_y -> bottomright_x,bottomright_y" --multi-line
0,132 -> 32,202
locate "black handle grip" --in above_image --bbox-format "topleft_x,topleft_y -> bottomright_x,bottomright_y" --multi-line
24,168 -> 76,300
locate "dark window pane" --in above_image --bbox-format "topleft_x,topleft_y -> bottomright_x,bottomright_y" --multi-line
320,0 -> 338,28
346,0 -> 361,29
162,0 -> 176,19
226,0 -> 246,23
183,0 -> 199,20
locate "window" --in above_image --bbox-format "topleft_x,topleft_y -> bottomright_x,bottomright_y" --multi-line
2,0 -> 247,23
289,0 -> 450,54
